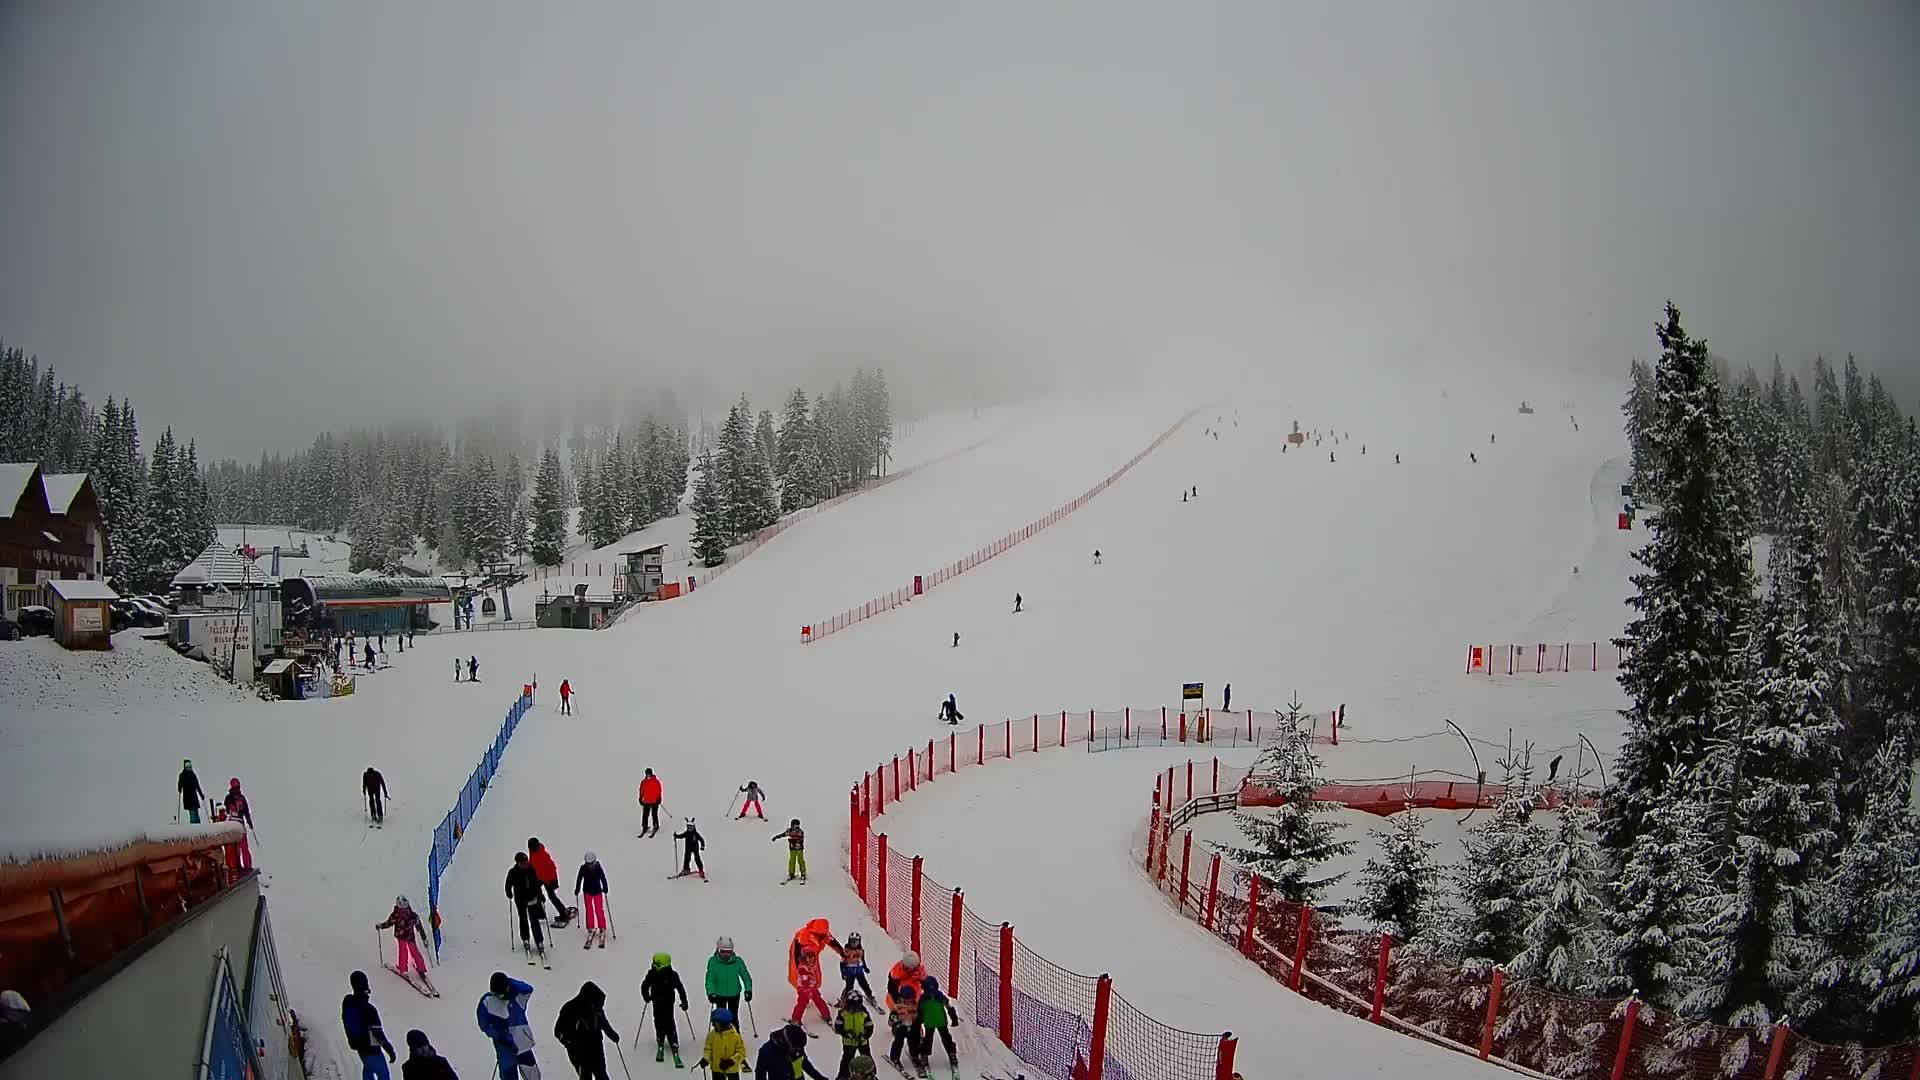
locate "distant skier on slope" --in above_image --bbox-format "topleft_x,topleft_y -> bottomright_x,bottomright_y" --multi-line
178,759 -> 205,824
467,656 -> 479,682
574,852 -> 609,948
558,679 -> 572,716
1012,593 -> 1022,614
377,897 -> 434,990
453,658 -> 461,683
673,819 -> 706,878
363,766 -> 390,825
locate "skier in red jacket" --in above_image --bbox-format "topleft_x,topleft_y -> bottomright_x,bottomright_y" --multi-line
638,769 -> 664,837
558,680 -> 573,716
528,838 -> 572,924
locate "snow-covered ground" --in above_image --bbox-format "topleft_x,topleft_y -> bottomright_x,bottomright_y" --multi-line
0,370 -> 1638,1080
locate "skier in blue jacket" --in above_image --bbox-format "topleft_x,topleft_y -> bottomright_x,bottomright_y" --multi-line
477,972 -> 540,1079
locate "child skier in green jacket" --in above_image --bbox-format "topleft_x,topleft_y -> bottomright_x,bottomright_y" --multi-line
915,977 -> 957,1077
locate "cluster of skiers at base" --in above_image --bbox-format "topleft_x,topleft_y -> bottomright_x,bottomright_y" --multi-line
348,921 -> 959,1080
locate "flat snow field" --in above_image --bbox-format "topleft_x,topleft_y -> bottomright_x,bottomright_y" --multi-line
0,376 -> 1635,1080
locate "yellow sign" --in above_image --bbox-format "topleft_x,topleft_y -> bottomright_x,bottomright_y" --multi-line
1182,682 -> 1203,701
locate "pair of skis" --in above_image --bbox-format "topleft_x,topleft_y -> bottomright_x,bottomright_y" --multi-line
885,1055 -> 957,1080
668,870 -> 709,882
383,964 -> 440,997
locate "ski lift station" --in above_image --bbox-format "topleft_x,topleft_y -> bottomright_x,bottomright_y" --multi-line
280,574 -> 453,637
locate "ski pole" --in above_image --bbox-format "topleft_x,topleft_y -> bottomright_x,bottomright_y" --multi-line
724,791 -> 741,819
614,1039 -> 634,1080
605,896 -> 618,940
746,1000 -> 758,1038
375,929 -> 385,970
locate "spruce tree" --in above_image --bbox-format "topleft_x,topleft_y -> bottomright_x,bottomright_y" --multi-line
1624,357 -> 1657,493
1449,758 -> 1548,966
1354,807 -> 1439,941
1601,769 -> 1712,1008
1229,697 -> 1353,907
756,409 -> 778,478
778,388 -> 814,509
529,449 -> 567,565
1609,303 -> 1755,856
465,455 -> 507,566
718,397 -> 760,541
689,449 -> 728,566
181,439 -> 215,554
1508,801 -> 1605,992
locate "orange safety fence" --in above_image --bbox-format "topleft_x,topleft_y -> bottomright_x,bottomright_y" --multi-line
1466,642 -> 1626,676
1146,763 -> 1920,1080
803,410 -> 1199,644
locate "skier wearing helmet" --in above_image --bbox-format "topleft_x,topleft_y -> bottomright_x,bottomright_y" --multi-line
641,953 -> 690,1066
698,1006 -> 747,1080
706,936 -> 754,1016
222,778 -> 253,829
375,897 -> 435,993
833,990 -> 873,1079
755,1024 -> 829,1080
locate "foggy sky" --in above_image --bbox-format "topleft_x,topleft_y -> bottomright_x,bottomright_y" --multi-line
2,2 -> 1916,460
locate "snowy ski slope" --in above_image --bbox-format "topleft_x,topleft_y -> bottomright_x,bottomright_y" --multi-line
0,371 -> 1634,1080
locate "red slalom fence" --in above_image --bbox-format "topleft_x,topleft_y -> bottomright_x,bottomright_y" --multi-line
846,711 -> 1238,1080
1148,764 -> 1920,1080
1465,642 -> 1626,675
803,409 -> 1200,644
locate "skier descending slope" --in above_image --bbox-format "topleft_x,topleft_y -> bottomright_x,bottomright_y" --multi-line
640,953 -> 690,1066
574,852 -> 610,948
737,781 -> 767,821
672,819 -> 706,879
477,972 -> 541,1079
705,936 -> 754,1016
553,980 -> 620,1080
376,896 -> 438,996
504,853 -> 549,966
363,766 -> 390,826
773,819 -> 809,883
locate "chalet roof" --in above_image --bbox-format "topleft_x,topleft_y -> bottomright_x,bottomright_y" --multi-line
0,463 -> 42,520
171,542 -> 279,589
40,473 -> 91,514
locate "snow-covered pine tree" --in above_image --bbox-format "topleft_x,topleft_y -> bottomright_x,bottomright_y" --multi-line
1354,805 -> 1439,941
1859,444 -> 1920,778
1600,767 -> 1712,1009
181,439 -> 215,555
502,452 -> 528,561
135,429 -> 192,591
574,455 -> 600,550
778,388 -> 814,510
689,449 -> 727,566
1813,356 -> 1847,479
1796,745 -> 1918,1042
1508,800 -> 1604,992
717,396 -> 760,541
601,434 -> 629,542
1228,696 -> 1353,907
1448,755 -> 1548,967
756,409 -> 778,479
1624,357 -> 1657,494
746,428 -> 780,532
530,449 -> 566,565
465,455 -> 507,566
1608,303 -> 1756,857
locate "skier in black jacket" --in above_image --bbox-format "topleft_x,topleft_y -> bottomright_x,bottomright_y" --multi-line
673,819 -> 706,878
504,852 -> 547,956
554,981 -> 620,1080
400,1030 -> 459,1080
755,1024 -> 829,1080
178,759 -> 205,824
641,953 -> 691,1065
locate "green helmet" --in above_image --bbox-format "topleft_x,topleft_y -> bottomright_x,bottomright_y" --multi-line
652,953 -> 671,969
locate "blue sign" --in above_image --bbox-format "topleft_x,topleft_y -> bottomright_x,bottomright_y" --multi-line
204,955 -> 257,1080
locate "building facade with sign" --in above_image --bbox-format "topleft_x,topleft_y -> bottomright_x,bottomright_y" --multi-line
45,578 -> 118,650
0,464 -> 109,617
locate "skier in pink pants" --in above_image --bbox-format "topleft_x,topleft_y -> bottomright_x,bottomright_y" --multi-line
376,897 -> 429,973
737,781 -> 767,821
575,852 -> 611,948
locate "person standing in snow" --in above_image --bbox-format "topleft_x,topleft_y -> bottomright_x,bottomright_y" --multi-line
839,933 -> 874,1003
400,1030 -> 458,1080
376,897 -> 431,981
638,768 -> 664,837
738,781 -> 767,820
363,766 -> 390,824
833,991 -> 873,1079
558,679 -> 572,715
528,839 -> 570,923
641,953 -> 690,1065
223,778 -> 254,830
773,819 -> 808,883
706,936 -> 754,1017
1093,549 -> 1101,565
673,819 -> 706,878
342,970 -> 398,1080
574,852 -> 609,948
913,977 -> 957,1074
1222,683 -> 1231,712
1012,593 -> 1022,614
178,759 -> 205,824
698,1007 -> 748,1080
553,980 -> 620,1080
453,658 -> 461,683
467,656 -> 479,682
757,1025 -> 829,1080
366,641 -> 377,669
477,972 -> 540,1080
504,853 -> 548,959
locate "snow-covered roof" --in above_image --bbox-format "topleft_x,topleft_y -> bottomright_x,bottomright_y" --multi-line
171,542 -> 279,588
260,658 -> 298,675
0,463 -> 39,518
46,579 -> 118,602
39,473 -> 89,514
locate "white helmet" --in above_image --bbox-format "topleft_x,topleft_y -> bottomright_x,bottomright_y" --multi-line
584,851 -> 598,864
716,936 -> 734,952
395,895 -> 410,908
900,951 -> 920,971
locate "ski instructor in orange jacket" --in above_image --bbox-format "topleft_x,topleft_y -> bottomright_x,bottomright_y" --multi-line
638,768 -> 664,837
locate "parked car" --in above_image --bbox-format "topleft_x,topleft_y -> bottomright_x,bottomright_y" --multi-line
113,597 -> 167,628
16,606 -> 54,637
0,614 -> 20,641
